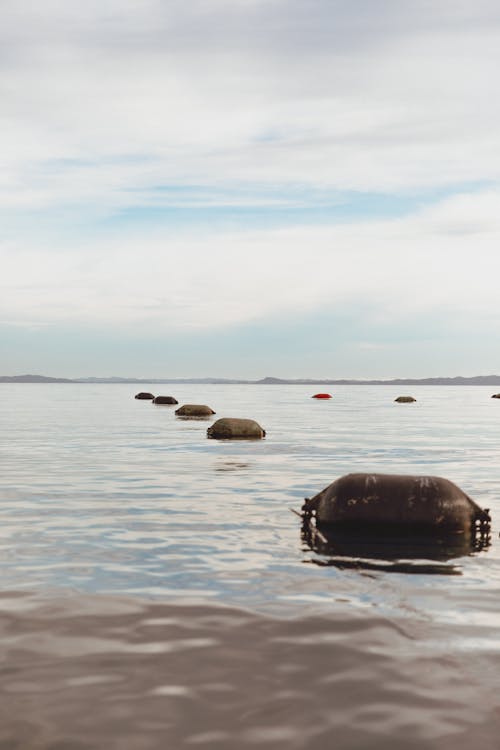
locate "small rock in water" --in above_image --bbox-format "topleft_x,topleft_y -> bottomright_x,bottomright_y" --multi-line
395,396 -> 416,403
175,404 -> 216,417
135,392 -> 155,400
152,396 -> 178,404
491,394 -> 500,399
207,418 -> 266,439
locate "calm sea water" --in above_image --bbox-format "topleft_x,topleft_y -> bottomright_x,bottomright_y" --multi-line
1,384 -> 500,748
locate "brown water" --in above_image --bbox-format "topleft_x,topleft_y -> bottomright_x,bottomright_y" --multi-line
2,590 -> 500,750
1,384 -> 500,748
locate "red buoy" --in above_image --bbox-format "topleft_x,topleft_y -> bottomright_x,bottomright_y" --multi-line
312,393 -> 332,399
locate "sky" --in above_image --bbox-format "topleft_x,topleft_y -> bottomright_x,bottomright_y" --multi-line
2,0 -> 500,379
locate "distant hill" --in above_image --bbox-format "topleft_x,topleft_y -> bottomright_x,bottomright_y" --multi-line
0,374 -> 74,383
256,375 -> 500,386
3,374 -> 500,385
75,377 -> 250,384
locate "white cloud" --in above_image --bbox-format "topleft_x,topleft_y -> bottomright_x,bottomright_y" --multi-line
1,0 -> 500,215
2,190 -> 500,333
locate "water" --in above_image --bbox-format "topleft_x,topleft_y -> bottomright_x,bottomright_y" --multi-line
1,384 -> 500,748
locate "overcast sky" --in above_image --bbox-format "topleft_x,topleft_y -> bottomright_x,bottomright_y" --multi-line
2,0 -> 500,378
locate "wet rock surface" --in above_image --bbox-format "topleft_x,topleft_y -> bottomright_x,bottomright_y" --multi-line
302,473 -> 490,534
175,404 -> 216,417
207,417 -> 266,439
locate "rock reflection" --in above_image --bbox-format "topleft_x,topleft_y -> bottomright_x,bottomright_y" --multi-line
175,415 -> 213,421
214,460 -> 251,472
301,517 -> 491,575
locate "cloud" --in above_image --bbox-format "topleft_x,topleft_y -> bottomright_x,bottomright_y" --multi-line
1,0 -> 500,218
2,189 -> 500,335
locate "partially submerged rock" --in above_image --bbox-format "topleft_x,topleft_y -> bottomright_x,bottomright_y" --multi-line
207,418 -> 266,439
395,396 -> 416,403
302,473 -> 490,535
175,404 -> 216,418
152,396 -> 178,405
135,392 -> 155,400
491,394 -> 500,399
301,523 -> 490,564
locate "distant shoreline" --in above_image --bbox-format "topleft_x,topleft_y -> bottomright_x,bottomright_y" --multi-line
3,374 -> 500,386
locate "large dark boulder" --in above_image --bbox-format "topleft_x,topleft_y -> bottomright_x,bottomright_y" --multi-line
175,404 -> 216,417
152,396 -> 178,405
491,394 -> 500,399
135,392 -> 155,400
395,396 -> 416,403
302,473 -> 490,534
207,417 -> 266,440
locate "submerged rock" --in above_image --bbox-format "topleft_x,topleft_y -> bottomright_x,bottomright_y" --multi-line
152,396 -> 178,405
302,473 -> 490,535
135,392 -> 155,400
395,396 -> 416,403
207,418 -> 266,439
175,404 -> 216,417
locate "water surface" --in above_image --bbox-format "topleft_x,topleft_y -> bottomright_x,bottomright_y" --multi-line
1,384 -> 499,747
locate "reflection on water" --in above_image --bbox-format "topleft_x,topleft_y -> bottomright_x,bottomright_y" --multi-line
214,460 -> 251,472
303,557 -> 463,575
175,414 -> 213,421
301,515 -> 491,571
